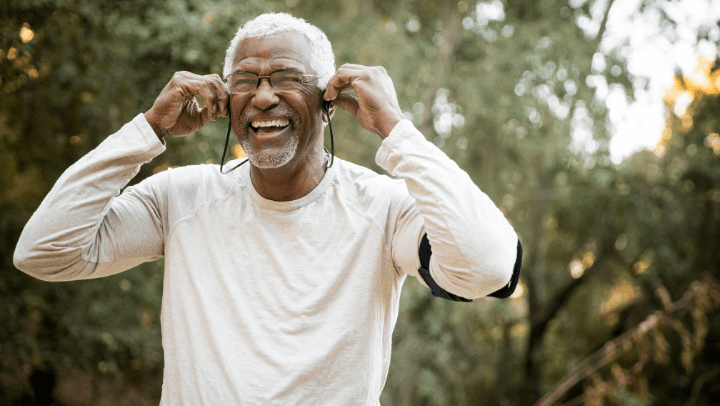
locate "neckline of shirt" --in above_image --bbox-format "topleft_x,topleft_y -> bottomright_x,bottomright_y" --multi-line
241,160 -> 339,212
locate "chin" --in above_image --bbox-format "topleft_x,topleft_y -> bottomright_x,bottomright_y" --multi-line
240,134 -> 299,169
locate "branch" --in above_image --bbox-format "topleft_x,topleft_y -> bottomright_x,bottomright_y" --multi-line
532,274 -> 720,406
594,0 -> 616,48
565,0 -> 617,126
529,273 -> 588,335
529,235 -> 614,339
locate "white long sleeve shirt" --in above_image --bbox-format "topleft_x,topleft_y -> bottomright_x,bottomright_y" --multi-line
14,115 -> 518,405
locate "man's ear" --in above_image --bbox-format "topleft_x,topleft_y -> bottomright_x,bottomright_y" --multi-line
320,90 -> 335,123
322,102 -> 336,124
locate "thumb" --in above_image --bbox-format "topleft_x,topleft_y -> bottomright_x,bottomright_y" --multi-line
330,93 -> 359,117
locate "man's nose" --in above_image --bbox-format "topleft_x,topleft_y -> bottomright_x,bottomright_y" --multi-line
252,78 -> 280,110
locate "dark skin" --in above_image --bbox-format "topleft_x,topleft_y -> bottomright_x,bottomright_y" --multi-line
229,33 -> 329,201
144,31 -> 404,201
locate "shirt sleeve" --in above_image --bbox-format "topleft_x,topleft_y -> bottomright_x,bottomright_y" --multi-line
376,119 -> 519,299
13,114 -> 168,281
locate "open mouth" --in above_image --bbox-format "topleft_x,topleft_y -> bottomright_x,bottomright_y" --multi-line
249,119 -> 290,136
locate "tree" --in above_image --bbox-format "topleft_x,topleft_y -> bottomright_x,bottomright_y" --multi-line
536,52 -> 720,406
1,0 -> 267,402
3,0 -> 718,404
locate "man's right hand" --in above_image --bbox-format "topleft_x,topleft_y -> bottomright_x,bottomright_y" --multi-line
144,72 -> 229,139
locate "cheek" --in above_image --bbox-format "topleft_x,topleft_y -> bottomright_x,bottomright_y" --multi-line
300,87 -> 324,109
229,96 -> 249,119
296,92 -> 325,124
229,97 -> 250,135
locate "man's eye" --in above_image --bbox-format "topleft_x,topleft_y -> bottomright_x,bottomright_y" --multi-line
273,73 -> 302,84
235,77 -> 257,86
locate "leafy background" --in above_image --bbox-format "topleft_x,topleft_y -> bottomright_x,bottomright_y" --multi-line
1,0 -> 719,405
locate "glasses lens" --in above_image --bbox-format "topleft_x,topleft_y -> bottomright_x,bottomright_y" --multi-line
270,71 -> 305,90
229,73 -> 258,93
227,71 -> 311,93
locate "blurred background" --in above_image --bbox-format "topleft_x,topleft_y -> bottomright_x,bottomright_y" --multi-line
2,0 -> 720,404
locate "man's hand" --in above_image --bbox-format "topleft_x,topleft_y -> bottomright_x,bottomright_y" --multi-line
323,64 -> 405,139
144,72 -> 229,139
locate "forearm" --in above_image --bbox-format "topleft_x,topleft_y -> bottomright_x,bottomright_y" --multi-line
378,120 -> 518,299
14,114 -> 166,281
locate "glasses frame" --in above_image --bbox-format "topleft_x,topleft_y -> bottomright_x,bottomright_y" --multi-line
225,70 -> 318,94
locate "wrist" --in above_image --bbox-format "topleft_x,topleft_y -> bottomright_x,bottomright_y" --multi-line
377,114 -> 403,140
144,111 -> 168,141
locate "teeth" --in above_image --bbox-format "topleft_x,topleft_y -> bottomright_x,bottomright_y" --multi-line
251,119 -> 289,128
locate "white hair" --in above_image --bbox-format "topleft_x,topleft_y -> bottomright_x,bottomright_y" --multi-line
223,13 -> 336,90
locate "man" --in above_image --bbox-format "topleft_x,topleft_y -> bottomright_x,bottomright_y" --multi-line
14,13 -> 521,405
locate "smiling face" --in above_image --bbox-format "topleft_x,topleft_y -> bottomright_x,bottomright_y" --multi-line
229,31 -> 326,170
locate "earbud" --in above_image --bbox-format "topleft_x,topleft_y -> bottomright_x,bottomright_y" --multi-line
320,90 -> 335,168
321,90 -> 331,118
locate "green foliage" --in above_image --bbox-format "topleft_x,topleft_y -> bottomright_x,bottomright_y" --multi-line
2,0 -> 720,404
0,0 -> 269,402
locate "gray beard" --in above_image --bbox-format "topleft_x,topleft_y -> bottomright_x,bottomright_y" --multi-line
239,132 -> 299,169
237,108 -> 301,169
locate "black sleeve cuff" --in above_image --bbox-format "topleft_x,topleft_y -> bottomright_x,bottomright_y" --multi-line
487,239 -> 522,299
417,235 -> 522,301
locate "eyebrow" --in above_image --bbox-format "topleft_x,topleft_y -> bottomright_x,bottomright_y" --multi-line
231,57 -> 309,73
228,68 -> 303,76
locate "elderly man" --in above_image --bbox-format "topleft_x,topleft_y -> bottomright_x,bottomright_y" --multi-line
15,13 -> 521,405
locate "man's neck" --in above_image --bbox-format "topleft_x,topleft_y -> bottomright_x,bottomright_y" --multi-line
249,149 -> 329,202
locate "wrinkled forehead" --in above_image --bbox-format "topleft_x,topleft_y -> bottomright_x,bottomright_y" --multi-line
231,31 -> 314,74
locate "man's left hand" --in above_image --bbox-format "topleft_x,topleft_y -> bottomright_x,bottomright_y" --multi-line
323,64 -> 405,139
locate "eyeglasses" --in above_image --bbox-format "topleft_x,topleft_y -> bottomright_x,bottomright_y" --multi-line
225,70 -> 317,94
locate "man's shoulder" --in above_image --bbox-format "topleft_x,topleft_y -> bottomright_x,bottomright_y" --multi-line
333,158 -> 408,204
163,160 -> 245,183
335,158 -> 399,187
147,160 -> 245,200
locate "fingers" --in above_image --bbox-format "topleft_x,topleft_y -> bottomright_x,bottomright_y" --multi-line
330,93 -> 359,116
174,73 -> 229,121
206,74 -> 229,118
323,64 -> 390,101
323,64 -> 366,101
322,64 -> 403,139
147,72 -> 230,137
